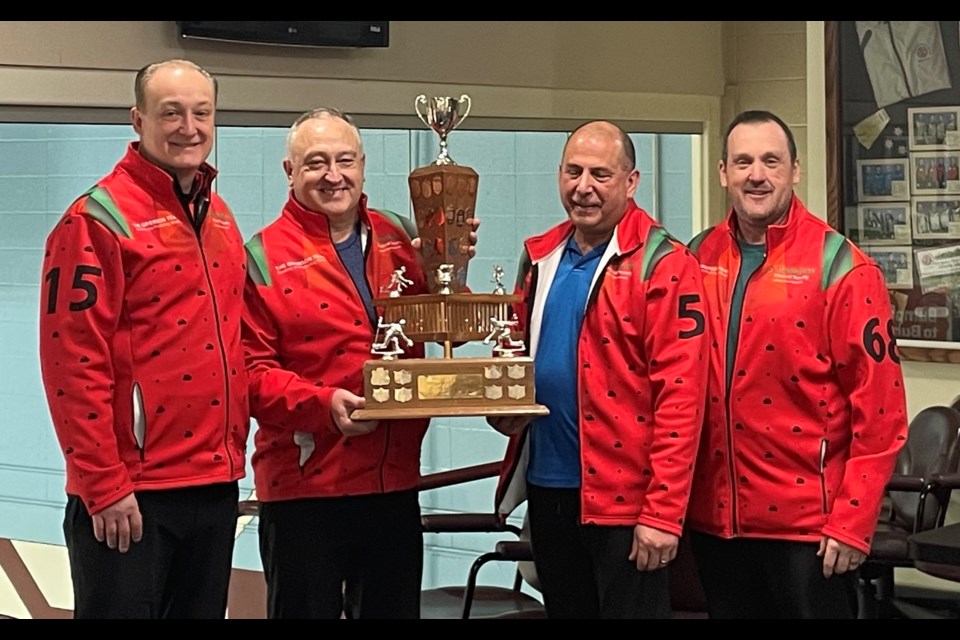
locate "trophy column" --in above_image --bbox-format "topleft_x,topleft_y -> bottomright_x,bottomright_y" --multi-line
409,163 -> 478,296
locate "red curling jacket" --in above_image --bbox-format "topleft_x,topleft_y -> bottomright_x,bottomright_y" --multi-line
39,143 -> 250,515
242,194 -> 430,501
495,201 -> 709,536
686,196 -> 908,554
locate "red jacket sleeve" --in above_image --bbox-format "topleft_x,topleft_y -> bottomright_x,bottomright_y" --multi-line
241,274 -> 339,435
39,211 -> 133,514
824,263 -> 908,553
639,246 -> 709,535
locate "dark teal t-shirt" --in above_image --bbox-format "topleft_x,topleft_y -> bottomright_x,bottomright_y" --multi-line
725,239 -> 766,390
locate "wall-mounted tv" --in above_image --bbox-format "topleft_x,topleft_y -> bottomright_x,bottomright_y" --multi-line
176,21 -> 389,49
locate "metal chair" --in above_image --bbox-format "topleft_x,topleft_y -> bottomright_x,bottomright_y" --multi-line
419,512 -> 544,619
857,405 -> 960,618
418,463 -> 545,619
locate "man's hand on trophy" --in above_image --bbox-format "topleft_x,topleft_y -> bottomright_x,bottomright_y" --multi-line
486,415 -> 533,436
331,388 -> 379,436
411,217 -> 480,258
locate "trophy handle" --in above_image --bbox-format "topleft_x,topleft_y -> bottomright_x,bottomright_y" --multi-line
414,94 -> 430,129
451,94 -> 472,131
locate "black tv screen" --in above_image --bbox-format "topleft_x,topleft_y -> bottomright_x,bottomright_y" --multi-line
176,21 -> 389,49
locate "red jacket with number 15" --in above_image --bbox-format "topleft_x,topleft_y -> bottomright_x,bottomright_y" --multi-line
495,201 -> 708,536
38,144 -> 249,516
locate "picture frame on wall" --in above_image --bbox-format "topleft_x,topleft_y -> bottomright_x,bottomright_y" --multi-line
857,203 -> 912,245
915,242 -> 960,294
827,21 -> 960,362
865,245 -> 915,290
908,106 -> 960,151
856,157 -> 910,202
912,195 -> 960,240
910,150 -> 960,195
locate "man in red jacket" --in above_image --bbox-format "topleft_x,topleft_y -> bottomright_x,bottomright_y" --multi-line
39,60 -> 250,618
686,110 -> 908,618
242,107 -> 476,619
489,120 -> 709,618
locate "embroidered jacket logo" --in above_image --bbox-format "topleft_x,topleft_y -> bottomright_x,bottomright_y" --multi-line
378,240 -> 405,252
276,254 -> 326,273
768,265 -> 814,283
700,264 -> 729,278
133,214 -> 179,231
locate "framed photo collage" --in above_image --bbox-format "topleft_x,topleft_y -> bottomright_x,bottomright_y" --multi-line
854,107 -> 960,293
830,21 -> 960,357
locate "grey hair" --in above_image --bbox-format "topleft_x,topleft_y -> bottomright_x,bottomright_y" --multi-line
285,107 -> 364,157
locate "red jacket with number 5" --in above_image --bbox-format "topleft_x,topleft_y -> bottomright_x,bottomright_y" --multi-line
495,201 -> 709,536
39,144 -> 249,515
686,196 -> 908,555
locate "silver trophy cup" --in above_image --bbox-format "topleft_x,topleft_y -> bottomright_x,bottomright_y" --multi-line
415,94 -> 472,165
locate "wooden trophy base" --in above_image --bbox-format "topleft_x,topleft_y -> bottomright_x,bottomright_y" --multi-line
351,356 -> 549,420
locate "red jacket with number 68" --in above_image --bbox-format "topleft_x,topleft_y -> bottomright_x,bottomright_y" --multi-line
685,196 -> 908,555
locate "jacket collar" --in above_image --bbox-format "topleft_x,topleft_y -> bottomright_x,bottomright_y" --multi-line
281,191 -> 372,241
119,141 -> 218,203
525,199 -> 650,261
722,194 -> 807,250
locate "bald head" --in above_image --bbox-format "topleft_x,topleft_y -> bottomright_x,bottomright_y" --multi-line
559,120 -> 640,252
564,121 -> 636,172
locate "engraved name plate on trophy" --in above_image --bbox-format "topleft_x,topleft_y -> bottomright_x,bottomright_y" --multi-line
351,95 -> 548,420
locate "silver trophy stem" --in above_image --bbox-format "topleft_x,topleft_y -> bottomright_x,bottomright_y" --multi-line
436,138 -> 453,165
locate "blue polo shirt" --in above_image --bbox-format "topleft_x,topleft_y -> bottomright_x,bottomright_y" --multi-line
527,234 -> 608,489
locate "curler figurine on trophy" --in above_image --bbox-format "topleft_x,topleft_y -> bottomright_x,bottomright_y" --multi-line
351,94 -> 548,420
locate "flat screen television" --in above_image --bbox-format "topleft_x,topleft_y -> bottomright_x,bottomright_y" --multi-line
176,21 -> 389,49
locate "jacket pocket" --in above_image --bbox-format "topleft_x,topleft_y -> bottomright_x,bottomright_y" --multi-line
132,381 -> 146,462
819,438 -> 828,513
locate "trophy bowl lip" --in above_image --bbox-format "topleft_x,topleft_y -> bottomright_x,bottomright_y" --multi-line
417,96 -> 470,134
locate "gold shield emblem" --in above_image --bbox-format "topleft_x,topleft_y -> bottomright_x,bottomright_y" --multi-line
370,367 -> 390,386
508,385 -> 526,399
394,369 -> 412,385
485,385 -> 503,400
507,364 -> 526,379
395,388 -> 413,403
372,388 -> 389,403
484,365 -> 503,379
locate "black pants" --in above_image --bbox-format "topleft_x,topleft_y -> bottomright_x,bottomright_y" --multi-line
526,483 -> 671,619
690,531 -> 859,619
258,489 -> 422,619
64,482 -> 239,619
